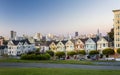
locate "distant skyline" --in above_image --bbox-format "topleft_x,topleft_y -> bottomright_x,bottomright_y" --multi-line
0,0 -> 120,37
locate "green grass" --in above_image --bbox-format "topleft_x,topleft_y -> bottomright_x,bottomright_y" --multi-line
0,68 -> 120,75
0,58 -> 93,65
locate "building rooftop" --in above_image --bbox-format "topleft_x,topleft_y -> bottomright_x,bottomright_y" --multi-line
112,9 -> 120,12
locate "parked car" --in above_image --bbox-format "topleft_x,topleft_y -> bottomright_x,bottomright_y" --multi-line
105,58 -> 115,60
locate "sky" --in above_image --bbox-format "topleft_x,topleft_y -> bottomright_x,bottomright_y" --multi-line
0,0 -> 120,37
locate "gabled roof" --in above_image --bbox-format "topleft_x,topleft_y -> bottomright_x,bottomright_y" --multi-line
11,39 -> 31,45
54,41 -> 59,44
103,36 -> 113,42
91,37 -> 99,43
0,45 -> 7,49
61,40 -> 68,45
80,38 -> 88,44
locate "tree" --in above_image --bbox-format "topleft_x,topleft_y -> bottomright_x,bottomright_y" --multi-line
89,50 -> 99,55
107,28 -> 114,41
102,48 -> 115,57
77,50 -> 86,55
117,48 -> 120,54
55,51 -> 65,58
36,48 -> 40,53
46,50 -> 54,57
67,51 -> 77,56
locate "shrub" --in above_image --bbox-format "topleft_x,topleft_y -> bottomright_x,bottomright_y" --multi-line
21,53 -> 50,60
117,48 -> 120,54
55,51 -> 65,58
102,48 -> 115,57
89,50 -> 99,55
46,50 -> 54,57
67,51 -> 77,56
77,50 -> 86,55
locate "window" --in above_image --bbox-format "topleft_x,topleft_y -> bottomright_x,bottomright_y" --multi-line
103,43 -> 105,47
118,20 -> 120,24
17,51 -> 20,54
118,26 -> 120,29
91,45 -> 92,48
119,14 -> 120,18
116,44 -> 120,47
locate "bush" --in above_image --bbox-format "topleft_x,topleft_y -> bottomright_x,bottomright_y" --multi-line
102,48 -> 115,57
55,51 -> 65,58
67,51 -> 77,56
89,50 -> 99,55
117,48 -> 120,54
77,50 -> 86,55
46,50 -> 54,57
21,53 -> 50,60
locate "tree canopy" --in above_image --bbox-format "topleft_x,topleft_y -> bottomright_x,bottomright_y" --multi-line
102,48 -> 115,55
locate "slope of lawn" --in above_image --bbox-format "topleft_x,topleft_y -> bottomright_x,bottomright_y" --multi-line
0,58 -> 93,65
0,68 -> 120,75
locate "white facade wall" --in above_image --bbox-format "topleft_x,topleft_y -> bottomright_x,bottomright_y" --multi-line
97,38 -> 109,53
8,41 -> 35,56
85,38 -> 96,53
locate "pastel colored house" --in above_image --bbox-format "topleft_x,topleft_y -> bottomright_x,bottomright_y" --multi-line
7,39 -> 35,56
74,39 -> 87,51
65,40 -> 74,52
97,37 -> 113,53
49,41 -> 58,52
85,38 -> 98,53
56,41 -> 66,52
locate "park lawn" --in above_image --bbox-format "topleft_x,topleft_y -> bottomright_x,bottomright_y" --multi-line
0,58 -> 93,65
0,68 -> 120,75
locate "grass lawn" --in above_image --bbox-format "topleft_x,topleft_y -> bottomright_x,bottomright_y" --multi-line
0,68 -> 120,75
0,58 -> 93,65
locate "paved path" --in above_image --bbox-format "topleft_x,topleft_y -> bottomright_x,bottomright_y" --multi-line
0,63 -> 120,70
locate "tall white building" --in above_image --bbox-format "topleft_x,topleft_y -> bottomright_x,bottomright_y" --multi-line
113,10 -> 120,49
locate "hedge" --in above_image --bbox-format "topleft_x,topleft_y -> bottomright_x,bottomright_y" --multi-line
21,53 -> 50,60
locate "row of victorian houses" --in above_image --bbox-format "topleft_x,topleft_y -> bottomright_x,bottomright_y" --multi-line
0,39 -> 35,56
39,36 -> 113,54
0,36 -> 113,56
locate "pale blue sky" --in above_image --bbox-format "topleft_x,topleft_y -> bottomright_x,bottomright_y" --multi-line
0,0 -> 120,36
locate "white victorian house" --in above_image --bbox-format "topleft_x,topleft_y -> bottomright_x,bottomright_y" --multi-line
7,39 -> 35,56
97,37 -> 113,53
85,38 -> 98,53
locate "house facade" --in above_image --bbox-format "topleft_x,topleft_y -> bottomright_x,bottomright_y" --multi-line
49,41 -> 57,52
56,41 -> 65,52
0,46 -> 7,56
97,37 -> 113,53
85,38 -> 97,53
74,39 -> 87,51
65,40 -> 74,52
7,39 -> 35,56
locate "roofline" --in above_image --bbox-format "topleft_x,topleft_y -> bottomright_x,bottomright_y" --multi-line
112,9 -> 120,12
